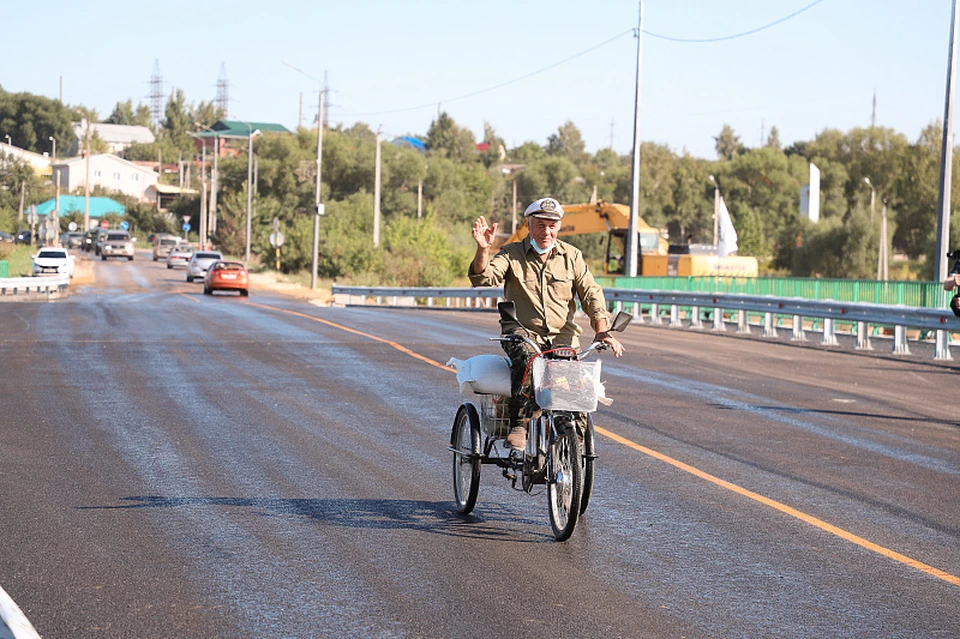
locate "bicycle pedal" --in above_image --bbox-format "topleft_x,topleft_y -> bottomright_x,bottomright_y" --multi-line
502,469 -> 517,482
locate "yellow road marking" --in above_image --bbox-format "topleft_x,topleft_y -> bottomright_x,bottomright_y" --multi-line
177,290 -> 200,302
251,300 -> 960,588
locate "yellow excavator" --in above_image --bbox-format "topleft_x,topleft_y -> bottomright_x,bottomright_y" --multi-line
502,200 -> 758,278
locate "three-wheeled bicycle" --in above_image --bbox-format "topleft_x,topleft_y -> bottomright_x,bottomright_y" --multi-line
450,303 -> 631,541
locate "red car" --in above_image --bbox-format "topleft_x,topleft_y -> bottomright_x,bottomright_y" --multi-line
203,261 -> 249,296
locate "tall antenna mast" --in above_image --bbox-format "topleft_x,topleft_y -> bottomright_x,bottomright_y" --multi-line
323,70 -> 330,128
216,63 -> 230,118
150,59 -> 164,130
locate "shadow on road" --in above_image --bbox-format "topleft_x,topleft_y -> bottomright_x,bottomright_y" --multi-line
80,496 -> 551,542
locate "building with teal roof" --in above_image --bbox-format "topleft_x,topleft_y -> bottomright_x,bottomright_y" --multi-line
36,196 -> 125,218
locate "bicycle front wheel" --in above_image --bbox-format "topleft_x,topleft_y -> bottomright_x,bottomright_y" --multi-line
547,427 -> 583,541
580,413 -> 596,515
451,404 -> 481,514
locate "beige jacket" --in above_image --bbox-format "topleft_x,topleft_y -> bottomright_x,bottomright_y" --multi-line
469,238 -> 610,348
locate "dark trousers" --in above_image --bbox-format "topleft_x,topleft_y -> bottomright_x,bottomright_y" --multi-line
501,331 -> 540,428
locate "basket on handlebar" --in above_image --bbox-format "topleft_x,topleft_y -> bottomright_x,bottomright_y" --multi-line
532,358 -> 603,412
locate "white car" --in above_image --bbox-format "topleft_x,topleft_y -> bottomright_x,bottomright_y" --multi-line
32,248 -> 75,278
186,251 -> 223,282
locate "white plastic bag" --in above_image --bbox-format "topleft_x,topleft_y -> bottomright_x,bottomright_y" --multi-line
446,354 -> 513,396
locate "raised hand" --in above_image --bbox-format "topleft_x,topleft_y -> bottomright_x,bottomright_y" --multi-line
472,216 -> 498,250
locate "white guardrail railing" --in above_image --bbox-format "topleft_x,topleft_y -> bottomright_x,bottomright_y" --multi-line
331,285 -> 960,361
0,274 -> 70,296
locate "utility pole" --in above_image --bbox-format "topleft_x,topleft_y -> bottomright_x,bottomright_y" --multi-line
211,136 -> 219,233
417,179 -> 423,220
936,0 -> 959,282
200,143 -> 207,250
84,118 -> 91,232
311,88 -> 324,289
871,89 -> 877,128
626,0 -> 644,277
283,61 -> 325,289
374,127 -> 382,248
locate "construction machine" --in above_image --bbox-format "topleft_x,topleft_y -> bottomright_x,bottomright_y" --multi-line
502,200 -> 758,277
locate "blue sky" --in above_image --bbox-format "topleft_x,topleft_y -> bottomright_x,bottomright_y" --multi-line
3,1 -> 954,159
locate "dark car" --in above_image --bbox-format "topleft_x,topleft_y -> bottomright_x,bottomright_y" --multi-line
82,230 -> 98,252
0,231 -> 13,243
15,229 -> 32,245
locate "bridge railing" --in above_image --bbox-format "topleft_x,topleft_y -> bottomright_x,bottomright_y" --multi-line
330,284 -> 960,360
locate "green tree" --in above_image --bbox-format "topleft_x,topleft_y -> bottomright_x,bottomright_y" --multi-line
426,111 -> 477,163
546,121 -> 588,167
0,89 -> 76,154
714,124 -> 745,160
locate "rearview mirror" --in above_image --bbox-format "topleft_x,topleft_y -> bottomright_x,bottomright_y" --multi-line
610,310 -> 633,332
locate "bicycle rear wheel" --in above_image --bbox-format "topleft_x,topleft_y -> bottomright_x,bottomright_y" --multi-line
451,404 -> 481,514
547,426 -> 583,541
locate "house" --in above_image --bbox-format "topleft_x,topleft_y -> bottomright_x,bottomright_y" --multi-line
52,154 -> 158,201
193,119 -> 292,156
0,142 -> 53,177
71,119 -> 155,155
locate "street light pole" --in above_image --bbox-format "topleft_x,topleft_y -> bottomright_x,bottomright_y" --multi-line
864,177 -> 875,220
49,136 -> 56,161
245,125 -> 260,263
3,134 -> 10,146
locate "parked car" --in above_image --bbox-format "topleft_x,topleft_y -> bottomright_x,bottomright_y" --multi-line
32,247 -> 75,278
0,231 -> 13,243
204,261 -> 249,296
166,244 -> 194,269
186,251 -> 223,282
153,236 -> 181,261
15,230 -> 32,245
62,232 -> 83,249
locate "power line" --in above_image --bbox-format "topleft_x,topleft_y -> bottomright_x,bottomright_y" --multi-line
335,1 -> 825,121
337,29 -> 633,118
643,0 -> 825,43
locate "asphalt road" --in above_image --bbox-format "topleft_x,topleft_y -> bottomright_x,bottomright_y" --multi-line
1,251 -> 958,638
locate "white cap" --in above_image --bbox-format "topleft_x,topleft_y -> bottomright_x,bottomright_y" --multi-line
523,197 -> 564,220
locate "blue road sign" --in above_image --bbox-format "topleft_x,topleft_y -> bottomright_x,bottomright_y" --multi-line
120,221 -> 129,230
182,223 -> 191,231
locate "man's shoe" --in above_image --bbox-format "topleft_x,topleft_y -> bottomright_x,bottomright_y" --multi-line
505,425 -> 526,451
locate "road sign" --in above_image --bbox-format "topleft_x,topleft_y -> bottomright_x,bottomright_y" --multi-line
68,222 -> 78,232
182,223 -> 191,232
182,215 -> 191,224
120,221 -> 129,230
269,232 -> 285,247
316,203 -> 325,216
100,220 -> 110,229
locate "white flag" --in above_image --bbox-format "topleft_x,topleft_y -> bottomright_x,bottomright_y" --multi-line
717,196 -> 738,258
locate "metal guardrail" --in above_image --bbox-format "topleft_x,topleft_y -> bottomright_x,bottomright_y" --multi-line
332,285 -> 502,308
331,285 -> 960,361
0,274 -> 70,296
